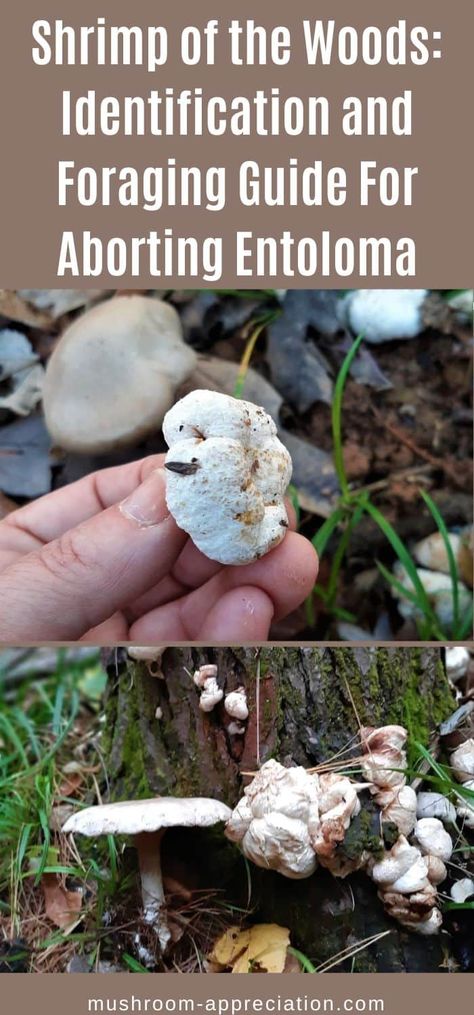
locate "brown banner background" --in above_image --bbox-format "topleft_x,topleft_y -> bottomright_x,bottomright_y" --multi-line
1,972 -> 474,1005
0,2 -> 472,285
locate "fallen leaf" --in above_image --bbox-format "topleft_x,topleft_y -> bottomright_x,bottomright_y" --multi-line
281,429 -> 339,517
18,289 -> 109,320
209,923 -> 290,974
182,355 -> 283,421
0,413 -> 52,497
42,873 -> 83,932
0,290 -> 52,330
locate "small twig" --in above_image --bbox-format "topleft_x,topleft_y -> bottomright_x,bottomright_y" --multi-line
371,407 -> 465,488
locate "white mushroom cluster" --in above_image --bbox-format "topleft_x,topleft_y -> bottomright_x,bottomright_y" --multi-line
224,760 -> 361,879
450,739 -> 474,829
360,725 -> 417,836
193,664 -> 224,712
369,822 -> 451,935
163,390 -> 292,565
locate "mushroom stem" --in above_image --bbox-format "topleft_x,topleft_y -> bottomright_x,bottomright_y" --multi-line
135,831 -> 170,951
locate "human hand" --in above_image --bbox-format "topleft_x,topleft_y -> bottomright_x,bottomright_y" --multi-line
0,456 -> 318,642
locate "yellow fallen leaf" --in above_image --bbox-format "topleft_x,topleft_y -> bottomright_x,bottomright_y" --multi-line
209,925 -> 252,967
210,924 -> 290,974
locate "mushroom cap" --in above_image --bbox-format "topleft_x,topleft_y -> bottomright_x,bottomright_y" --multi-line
224,689 -> 249,721
413,818 -> 453,861
62,797 -> 232,836
451,739 -> 474,783
370,836 -> 421,886
342,289 -> 427,343
413,532 -> 462,575
199,678 -> 224,712
416,792 -> 456,824
456,778 -> 474,828
163,390 -> 292,565
450,877 -> 474,904
43,296 -> 196,453
383,785 -> 417,836
445,646 -> 471,683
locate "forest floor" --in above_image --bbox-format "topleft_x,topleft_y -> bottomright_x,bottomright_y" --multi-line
0,648 -> 473,974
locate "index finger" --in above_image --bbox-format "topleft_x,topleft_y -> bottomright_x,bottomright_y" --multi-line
0,454 -> 165,561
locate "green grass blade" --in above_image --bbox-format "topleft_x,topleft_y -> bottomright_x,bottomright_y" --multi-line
331,334 -> 364,496
287,947 -> 317,973
363,501 -> 441,633
311,507 -> 346,557
419,490 -> 460,635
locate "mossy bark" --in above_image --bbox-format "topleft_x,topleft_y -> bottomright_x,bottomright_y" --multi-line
102,646 -> 455,973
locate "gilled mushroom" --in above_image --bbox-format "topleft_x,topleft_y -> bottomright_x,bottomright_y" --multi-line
62,796 -> 231,950
163,389 -> 292,565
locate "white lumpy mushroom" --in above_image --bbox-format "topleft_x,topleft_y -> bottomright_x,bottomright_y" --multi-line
225,760 -> 319,879
163,390 -> 292,565
369,835 -> 444,935
225,759 -> 361,880
224,688 -> 249,721
416,792 -> 456,824
360,725 -> 417,836
340,289 -> 428,343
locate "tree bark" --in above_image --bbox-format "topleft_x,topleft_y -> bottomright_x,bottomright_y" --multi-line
102,646 -> 456,972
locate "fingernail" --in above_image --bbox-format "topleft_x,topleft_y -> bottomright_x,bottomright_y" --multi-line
120,469 -> 170,527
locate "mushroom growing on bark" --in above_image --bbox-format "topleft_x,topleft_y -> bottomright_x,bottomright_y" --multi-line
360,725 -> 417,836
43,295 -> 196,453
225,759 -> 362,879
163,389 -> 292,565
63,796 -> 231,950
368,835 -> 445,935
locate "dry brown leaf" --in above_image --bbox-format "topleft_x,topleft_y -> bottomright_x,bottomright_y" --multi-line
0,290 -> 52,329
42,873 -> 83,933
57,771 -> 85,798
209,923 -> 290,974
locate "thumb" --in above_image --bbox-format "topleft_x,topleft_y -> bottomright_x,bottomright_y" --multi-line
0,468 -> 187,641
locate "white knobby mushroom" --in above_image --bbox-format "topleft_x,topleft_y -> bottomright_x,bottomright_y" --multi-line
193,664 -> 218,688
43,295 -> 196,453
416,792 -> 457,824
456,780 -> 474,828
224,687 -> 249,721
225,760 -> 320,879
163,389 -> 292,565
199,678 -> 224,712
445,647 -> 470,683
391,563 -> 471,627
128,646 -> 167,662
450,739 -> 474,782
450,877 -> 474,903
62,796 -> 231,950
413,818 -> 453,862
339,289 -> 428,343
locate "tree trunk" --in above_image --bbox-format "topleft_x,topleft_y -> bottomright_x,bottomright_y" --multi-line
102,646 -> 456,972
